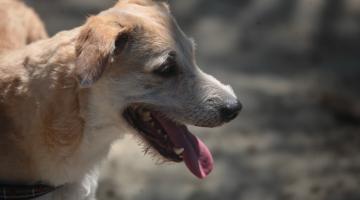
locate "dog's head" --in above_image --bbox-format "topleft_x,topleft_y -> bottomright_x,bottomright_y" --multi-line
75,0 -> 242,179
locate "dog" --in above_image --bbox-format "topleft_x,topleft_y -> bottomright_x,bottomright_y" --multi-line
0,0 -> 48,53
0,0 -> 241,199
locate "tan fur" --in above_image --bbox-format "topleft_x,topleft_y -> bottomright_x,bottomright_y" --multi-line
0,0 -> 48,53
0,0 -> 173,185
75,15 -> 130,86
0,28 -> 81,182
0,0 -> 238,199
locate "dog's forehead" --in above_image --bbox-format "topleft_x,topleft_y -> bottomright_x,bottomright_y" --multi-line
112,0 -> 170,25
107,1 -> 193,51
105,1 -> 195,69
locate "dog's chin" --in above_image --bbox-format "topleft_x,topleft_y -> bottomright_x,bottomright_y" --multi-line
122,104 -> 214,179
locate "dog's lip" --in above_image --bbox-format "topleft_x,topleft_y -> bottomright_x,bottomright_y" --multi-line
122,105 -> 214,179
123,105 -> 183,162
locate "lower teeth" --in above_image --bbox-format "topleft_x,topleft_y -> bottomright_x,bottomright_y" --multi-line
174,148 -> 185,155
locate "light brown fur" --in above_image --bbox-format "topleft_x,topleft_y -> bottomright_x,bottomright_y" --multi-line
0,28 -> 81,182
0,0 -> 238,198
0,0 -> 48,53
0,0 -> 174,185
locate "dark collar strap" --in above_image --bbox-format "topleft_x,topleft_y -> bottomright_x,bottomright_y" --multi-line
0,184 -> 58,200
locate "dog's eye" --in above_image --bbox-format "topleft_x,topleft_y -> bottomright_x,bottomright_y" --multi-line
154,63 -> 177,77
153,53 -> 178,77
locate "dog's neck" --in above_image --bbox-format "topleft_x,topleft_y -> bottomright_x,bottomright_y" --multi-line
0,27 -> 125,185
23,27 -> 81,69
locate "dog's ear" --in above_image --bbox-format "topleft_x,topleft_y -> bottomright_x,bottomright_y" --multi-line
75,16 -> 129,88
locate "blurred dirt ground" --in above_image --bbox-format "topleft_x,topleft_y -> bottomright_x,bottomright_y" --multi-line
26,0 -> 360,199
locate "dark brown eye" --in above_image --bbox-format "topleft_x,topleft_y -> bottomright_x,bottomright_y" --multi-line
153,52 -> 178,77
154,63 -> 177,77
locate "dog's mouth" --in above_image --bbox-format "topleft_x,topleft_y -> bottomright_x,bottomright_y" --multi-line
123,105 -> 214,179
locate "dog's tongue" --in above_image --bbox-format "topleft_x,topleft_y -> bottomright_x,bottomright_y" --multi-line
155,115 -> 214,179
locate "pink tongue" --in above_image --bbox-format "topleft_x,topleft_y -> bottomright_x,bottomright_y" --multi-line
155,116 -> 214,179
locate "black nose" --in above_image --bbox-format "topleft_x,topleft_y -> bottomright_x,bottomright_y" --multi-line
220,100 -> 242,122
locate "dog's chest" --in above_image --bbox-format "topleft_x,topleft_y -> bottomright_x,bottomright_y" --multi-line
31,93 -> 127,197
37,94 -> 127,186
37,122 -> 124,186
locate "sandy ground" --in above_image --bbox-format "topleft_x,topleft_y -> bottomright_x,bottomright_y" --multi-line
26,0 -> 360,199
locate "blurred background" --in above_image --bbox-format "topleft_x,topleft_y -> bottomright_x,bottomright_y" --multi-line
26,0 -> 360,199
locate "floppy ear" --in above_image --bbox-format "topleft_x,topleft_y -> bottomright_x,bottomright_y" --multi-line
75,16 -> 128,88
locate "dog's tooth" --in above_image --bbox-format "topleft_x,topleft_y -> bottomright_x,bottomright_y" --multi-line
174,148 -> 184,155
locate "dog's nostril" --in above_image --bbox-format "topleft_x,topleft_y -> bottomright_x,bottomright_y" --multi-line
220,100 -> 242,122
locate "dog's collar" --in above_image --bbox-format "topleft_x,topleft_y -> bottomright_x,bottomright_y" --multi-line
0,184 -> 58,200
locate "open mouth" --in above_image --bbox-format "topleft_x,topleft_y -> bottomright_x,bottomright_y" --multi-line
123,105 -> 214,179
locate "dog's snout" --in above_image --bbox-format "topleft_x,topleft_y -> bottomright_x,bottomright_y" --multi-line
219,99 -> 242,122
